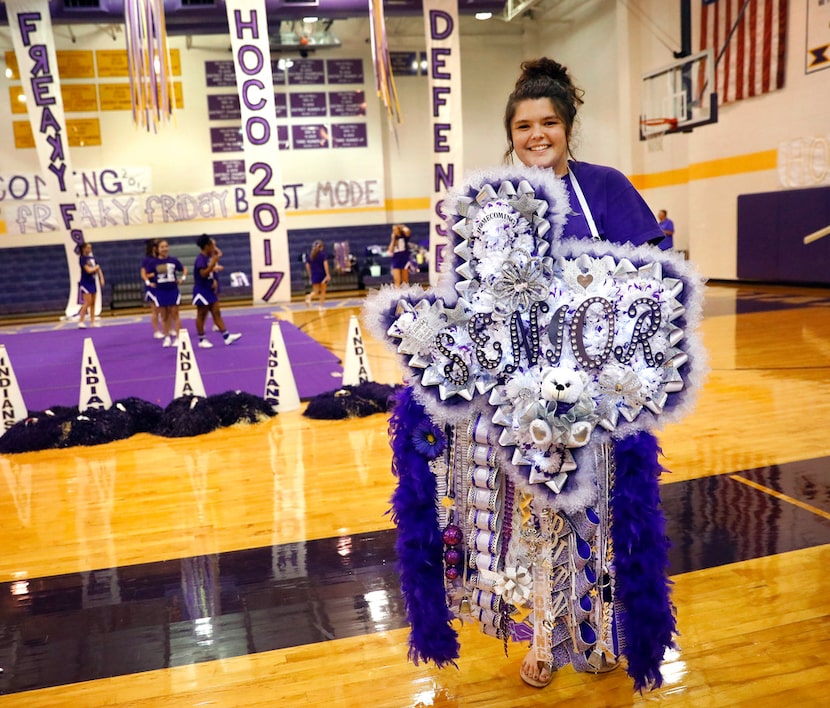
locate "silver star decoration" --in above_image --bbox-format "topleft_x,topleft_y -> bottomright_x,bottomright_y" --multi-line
509,192 -> 547,222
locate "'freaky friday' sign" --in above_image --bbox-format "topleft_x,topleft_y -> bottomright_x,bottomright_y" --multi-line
3,178 -> 385,233
6,0 -> 84,315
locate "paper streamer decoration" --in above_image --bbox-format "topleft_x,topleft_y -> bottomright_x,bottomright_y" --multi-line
368,0 -> 403,131
124,0 -> 175,131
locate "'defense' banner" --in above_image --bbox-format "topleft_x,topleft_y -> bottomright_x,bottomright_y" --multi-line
423,0 -> 463,286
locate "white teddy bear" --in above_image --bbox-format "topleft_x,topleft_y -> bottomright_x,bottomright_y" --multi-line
535,366 -> 595,449
539,366 -> 588,405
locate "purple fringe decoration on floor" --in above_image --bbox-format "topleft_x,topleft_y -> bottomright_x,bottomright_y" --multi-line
611,430 -> 677,692
389,386 -> 460,668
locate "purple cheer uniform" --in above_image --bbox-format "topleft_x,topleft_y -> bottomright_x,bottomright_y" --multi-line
141,255 -> 156,302
192,252 -> 218,306
151,256 -> 183,307
79,255 -> 98,294
391,231 -> 410,270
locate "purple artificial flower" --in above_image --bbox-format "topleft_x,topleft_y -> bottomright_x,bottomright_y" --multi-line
411,421 -> 447,459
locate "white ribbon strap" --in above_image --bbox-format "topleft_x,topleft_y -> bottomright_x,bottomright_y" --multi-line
568,166 -> 600,241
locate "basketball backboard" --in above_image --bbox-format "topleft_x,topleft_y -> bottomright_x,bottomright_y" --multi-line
640,49 -> 718,140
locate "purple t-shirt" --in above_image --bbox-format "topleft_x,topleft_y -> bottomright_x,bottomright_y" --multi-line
193,252 -> 216,297
308,250 -> 328,284
562,162 -> 664,247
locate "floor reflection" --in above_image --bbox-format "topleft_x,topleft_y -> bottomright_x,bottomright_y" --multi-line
663,458 -> 830,575
0,531 -> 406,693
702,285 -> 830,319
1,458 -> 829,694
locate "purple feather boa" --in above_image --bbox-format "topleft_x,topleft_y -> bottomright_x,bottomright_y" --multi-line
611,430 -> 677,692
389,386 -> 460,667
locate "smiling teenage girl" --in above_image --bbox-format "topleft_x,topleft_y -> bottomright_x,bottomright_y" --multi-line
505,58 -> 666,249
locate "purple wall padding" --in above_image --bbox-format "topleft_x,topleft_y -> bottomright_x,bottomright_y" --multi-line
737,185 -> 830,285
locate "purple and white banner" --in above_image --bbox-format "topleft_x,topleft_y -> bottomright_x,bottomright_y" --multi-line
7,0 -> 87,317
423,0 -> 463,285
5,178 -> 387,234
226,0 -> 291,302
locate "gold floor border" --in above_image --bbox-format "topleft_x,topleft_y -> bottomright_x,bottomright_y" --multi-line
729,474 -> 830,521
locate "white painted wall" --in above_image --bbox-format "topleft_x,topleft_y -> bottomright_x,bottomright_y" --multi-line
626,0 -> 830,279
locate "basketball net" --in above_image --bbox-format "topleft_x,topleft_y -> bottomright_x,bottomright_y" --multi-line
646,131 -> 664,152
641,118 -> 678,153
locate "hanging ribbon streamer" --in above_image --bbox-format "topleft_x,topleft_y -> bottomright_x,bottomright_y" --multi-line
124,0 -> 175,132
367,0 -> 403,136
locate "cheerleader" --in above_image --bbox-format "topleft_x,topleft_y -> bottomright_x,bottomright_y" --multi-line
77,242 -> 104,328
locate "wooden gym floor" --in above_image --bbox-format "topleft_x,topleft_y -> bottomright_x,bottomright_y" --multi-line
0,282 -> 828,707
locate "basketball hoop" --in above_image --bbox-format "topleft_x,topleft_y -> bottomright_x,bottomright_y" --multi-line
640,117 -> 678,152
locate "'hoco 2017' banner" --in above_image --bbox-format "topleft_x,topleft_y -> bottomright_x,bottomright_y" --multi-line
225,0 -> 291,302
7,0 -> 87,317
423,0 -> 463,286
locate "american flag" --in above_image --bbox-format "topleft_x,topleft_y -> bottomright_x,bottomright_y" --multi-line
699,0 -> 789,104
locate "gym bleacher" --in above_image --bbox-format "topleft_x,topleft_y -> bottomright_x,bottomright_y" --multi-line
0,222 -> 429,318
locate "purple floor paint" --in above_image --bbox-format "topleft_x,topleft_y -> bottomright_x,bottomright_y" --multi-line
0,312 -> 343,411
